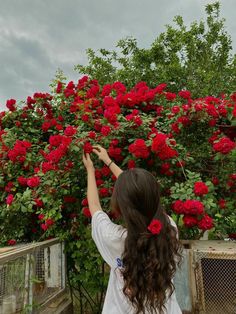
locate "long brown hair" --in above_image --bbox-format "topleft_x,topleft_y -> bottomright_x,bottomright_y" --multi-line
111,168 -> 182,314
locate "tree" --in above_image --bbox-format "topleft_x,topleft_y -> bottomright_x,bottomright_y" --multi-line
75,2 -> 236,98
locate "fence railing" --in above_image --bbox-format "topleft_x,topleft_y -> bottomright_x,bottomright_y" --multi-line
0,238 -> 66,314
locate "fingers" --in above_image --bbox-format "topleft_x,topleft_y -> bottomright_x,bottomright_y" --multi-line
93,145 -> 102,152
86,153 -> 91,161
82,152 -> 90,162
92,148 -> 100,156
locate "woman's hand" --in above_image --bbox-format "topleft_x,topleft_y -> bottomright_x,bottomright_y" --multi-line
93,145 -> 111,166
82,153 -> 95,172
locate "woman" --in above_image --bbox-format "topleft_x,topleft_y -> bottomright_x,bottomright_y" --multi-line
83,145 -> 182,314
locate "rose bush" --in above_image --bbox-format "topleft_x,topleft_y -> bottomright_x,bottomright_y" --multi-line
0,76 -> 235,310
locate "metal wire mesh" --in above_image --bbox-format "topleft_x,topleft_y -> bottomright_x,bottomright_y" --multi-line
33,244 -> 63,305
0,240 -> 65,313
0,256 -> 26,313
194,250 -> 236,314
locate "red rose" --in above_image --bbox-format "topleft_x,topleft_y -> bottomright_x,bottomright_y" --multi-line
15,121 -> 21,127
108,146 -> 122,162
17,176 -> 28,186
5,182 -> 14,192
183,200 -> 204,215
165,92 -> 176,101
229,173 -> 236,180
213,137 -> 236,154
128,139 -> 149,159
171,106 -> 180,114
112,81 -> 126,94
194,182 -> 209,196
154,83 -> 167,94
7,239 -> 17,246
183,215 -> 198,228
83,141 -> 93,154
99,187 -> 110,198
96,179 -> 104,186
198,215 -> 214,230
178,90 -> 191,99
127,159 -> 136,169
49,135 -> 63,146
160,163 -> 170,174
6,99 -> 16,111
64,126 -> 77,136
101,84 -> 112,97
27,176 -> 40,188
147,219 -> 162,235
45,218 -> 54,226
81,198 -> 88,206
151,133 -> 178,160
83,207 -> 91,218
101,125 -> 111,136
208,119 -> 217,127
218,199 -> 226,209
101,166 -> 110,177
172,200 -> 185,214
42,121 -> 51,132
38,214 -> 45,220
56,81 -> 63,93
34,199 -> 43,207
46,148 -> 65,163
41,224 -> 48,231
88,131 -> 96,139
232,105 -> 236,117
212,176 -> 219,185
6,194 -> 14,205
42,162 -> 56,173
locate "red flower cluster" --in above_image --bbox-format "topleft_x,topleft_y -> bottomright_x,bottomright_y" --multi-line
183,200 -> 204,215
178,90 -> 191,99
197,214 -> 214,230
172,199 -> 204,215
183,215 -> 198,227
41,218 -> 55,231
194,182 -> 209,196
128,139 -> 149,159
6,99 -> 16,111
27,176 -> 40,188
173,199 -> 213,231
8,140 -> 31,163
151,133 -> 178,160
213,137 -> 236,154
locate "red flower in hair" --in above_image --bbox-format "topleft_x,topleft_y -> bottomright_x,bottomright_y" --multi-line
148,219 -> 162,235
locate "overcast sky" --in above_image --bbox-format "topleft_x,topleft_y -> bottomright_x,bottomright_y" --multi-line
0,0 -> 236,111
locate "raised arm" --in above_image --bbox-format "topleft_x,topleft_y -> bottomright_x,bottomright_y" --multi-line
82,153 -> 102,216
93,145 -> 123,178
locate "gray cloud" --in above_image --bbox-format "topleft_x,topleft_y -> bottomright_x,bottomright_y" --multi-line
0,0 -> 235,111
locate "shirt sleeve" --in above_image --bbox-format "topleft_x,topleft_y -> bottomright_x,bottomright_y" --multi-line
91,211 -> 126,268
167,215 -> 179,238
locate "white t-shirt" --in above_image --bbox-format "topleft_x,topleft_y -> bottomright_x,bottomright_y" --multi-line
92,210 -> 182,314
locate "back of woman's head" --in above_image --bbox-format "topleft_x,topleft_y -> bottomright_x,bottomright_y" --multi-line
111,168 -> 182,314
